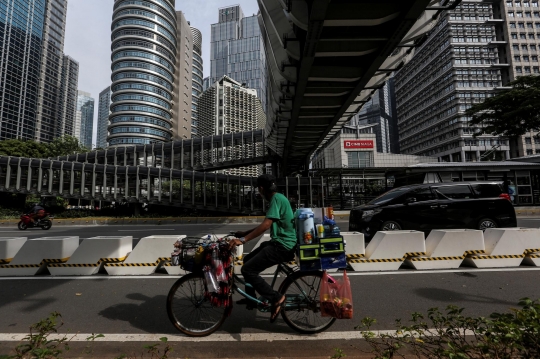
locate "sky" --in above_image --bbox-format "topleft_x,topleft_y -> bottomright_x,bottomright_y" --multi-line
64,0 -> 260,147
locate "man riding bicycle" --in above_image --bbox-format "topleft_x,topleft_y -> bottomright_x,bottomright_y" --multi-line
229,174 -> 297,322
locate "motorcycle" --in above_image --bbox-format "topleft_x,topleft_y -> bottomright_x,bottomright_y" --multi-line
18,213 -> 53,230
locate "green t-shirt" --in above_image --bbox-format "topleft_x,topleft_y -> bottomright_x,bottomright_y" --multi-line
266,192 -> 297,250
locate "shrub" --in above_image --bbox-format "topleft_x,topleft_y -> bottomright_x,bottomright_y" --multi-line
356,298 -> 540,359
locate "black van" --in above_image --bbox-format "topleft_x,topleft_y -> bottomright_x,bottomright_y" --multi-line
349,182 -> 517,240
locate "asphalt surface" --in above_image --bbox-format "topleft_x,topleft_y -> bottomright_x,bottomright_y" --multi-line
1,220 -> 539,358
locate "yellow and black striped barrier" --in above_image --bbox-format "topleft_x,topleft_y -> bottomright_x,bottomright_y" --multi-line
48,256 -> 128,268
104,257 -> 171,268
1,257 -> 69,269
470,254 -> 526,260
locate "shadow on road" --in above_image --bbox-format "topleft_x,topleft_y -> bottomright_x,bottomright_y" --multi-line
98,292 -> 295,335
414,287 -> 511,306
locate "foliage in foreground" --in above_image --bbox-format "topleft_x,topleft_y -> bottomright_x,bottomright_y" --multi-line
4,312 -> 172,359
465,75 -> 540,139
356,298 -> 540,359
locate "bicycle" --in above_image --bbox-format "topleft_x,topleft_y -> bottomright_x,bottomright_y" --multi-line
166,234 -> 337,337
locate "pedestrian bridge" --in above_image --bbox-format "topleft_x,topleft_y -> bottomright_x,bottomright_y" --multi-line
0,156 -> 325,214
55,130 -> 274,173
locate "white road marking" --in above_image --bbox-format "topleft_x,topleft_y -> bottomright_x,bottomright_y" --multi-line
117,229 -> 175,231
0,266 -> 539,281
0,329 -> 464,342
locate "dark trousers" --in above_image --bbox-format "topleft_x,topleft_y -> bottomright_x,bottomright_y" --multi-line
241,241 -> 295,303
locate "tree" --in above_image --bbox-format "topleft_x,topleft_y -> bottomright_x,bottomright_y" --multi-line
0,136 -> 88,159
465,75 -> 540,138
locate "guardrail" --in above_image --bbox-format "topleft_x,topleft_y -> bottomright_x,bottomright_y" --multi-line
1,228 -> 540,276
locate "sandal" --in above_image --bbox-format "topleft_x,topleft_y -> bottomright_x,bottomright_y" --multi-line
270,295 -> 286,323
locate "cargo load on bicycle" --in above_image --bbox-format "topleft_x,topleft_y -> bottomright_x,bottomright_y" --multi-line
294,208 -> 347,271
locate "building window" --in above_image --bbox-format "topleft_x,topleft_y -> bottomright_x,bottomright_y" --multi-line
516,66 -> 523,73
525,66 -> 532,73
519,22 -> 526,27
534,66 -> 540,73
509,11 -> 515,16
513,45 -> 520,51
532,55 -> 538,60
347,151 -> 373,168
507,1 -> 513,6
524,55 -> 530,61
527,149 -> 534,155
515,55 -> 522,61
520,33 -> 527,38
525,137 -> 532,144
511,22 -> 517,27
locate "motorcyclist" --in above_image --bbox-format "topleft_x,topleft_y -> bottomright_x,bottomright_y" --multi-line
29,203 -> 45,224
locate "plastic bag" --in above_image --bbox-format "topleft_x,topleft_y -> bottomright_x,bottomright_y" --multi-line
320,270 -> 353,319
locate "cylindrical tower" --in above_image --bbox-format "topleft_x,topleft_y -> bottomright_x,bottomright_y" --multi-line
190,26 -> 203,138
108,0 -> 177,146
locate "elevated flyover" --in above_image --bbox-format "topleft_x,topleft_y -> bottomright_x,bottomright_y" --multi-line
258,0 -> 461,174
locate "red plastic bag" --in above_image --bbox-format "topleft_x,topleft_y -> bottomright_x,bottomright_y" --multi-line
320,270 -> 353,319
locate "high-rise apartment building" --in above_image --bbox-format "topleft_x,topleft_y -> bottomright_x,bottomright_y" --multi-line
35,0 -> 69,143
494,0 -> 540,157
352,77 -> 399,154
97,86 -> 112,149
191,26 -> 203,138
210,5 -> 267,113
75,91 -> 94,148
198,76 -> 266,176
172,11 -> 192,140
0,0 -> 46,141
108,0 -> 178,146
395,1 -> 510,162
57,55 -> 79,137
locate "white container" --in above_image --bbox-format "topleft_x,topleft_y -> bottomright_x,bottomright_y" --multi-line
295,208 -> 315,244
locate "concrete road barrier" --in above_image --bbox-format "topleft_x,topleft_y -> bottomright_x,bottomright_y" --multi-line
406,229 -> 485,270
106,235 -> 186,275
48,236 -> 132,276
464,228 -> 540,268
0,237 -> 78,276
0,237 -> 27,265
349,231 -> 425,272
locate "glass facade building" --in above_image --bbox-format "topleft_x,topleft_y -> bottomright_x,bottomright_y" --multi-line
352,77 -> 399,154
57,55 -> 79,138
191,26 -> 202,138
108,0 -> 177,146
0,0 -> 46,141
97,86 -> 112,149
210,5 -> 267,113
35,0 -> 69,143
76,91 -> 95,148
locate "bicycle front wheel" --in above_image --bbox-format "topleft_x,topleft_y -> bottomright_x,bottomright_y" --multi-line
166,273 -> 228,337
279,271 -> 336,334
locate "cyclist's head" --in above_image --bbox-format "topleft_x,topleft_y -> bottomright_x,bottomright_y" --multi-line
257,174 -> 277,196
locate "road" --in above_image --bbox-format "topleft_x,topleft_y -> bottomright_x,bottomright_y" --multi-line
0,219 -> 539,358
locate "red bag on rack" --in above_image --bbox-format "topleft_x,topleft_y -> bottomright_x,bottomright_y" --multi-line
320,270 -> 353,319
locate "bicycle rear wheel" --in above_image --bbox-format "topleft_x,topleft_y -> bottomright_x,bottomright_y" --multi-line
279,271 -> 336,334
167,273 -> 228,336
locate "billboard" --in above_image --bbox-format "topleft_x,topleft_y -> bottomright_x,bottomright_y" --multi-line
343,140 -> 374,149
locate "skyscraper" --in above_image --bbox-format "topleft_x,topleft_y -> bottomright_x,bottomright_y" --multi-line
0,0 -> 46,141
495,0 -> 540,157
191,26 -> 203,138
210,5 -> 267,113
75,91 -> 94,148
198,75 -> 266,176
395,2 -> 510,162
352,77 -> 399,154
57,55 -> 79,138
97,86 -> 111,149
172,11 -> 192,140
35,0 -> 69,143
108,0 -> 178,146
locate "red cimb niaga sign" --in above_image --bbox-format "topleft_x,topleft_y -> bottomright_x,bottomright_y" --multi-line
343,140 -> 374,149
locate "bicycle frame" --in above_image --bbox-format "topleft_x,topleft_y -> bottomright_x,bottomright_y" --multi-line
232,263 -> 321,313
